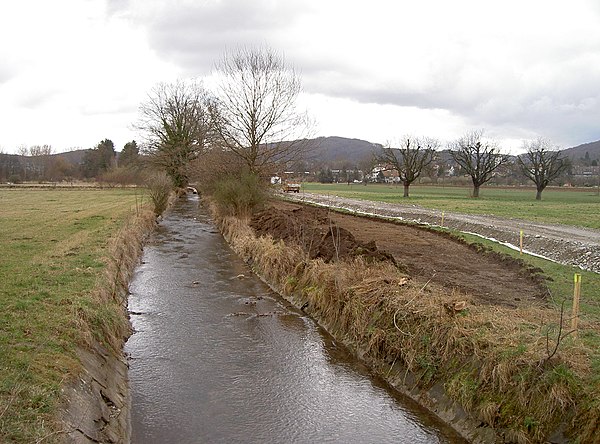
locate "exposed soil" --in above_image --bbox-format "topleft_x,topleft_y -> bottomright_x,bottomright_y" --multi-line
250,205 -> 396,264
286,192 -> 600,273
251,200 -> 550,308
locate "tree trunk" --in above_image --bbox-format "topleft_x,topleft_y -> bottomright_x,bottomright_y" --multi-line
403,182 -> 410,197
472,185 -> 480,198
536,188 -> 543,200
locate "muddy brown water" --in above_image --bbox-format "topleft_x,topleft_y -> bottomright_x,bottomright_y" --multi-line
125,195 -> 466,443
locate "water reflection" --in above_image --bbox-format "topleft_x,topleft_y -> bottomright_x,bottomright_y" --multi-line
126,195 -> 465,443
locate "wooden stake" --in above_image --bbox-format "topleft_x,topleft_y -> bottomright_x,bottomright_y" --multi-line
441,211 -> 445,227
571,273 -> 582,337
519,230 -> 523,255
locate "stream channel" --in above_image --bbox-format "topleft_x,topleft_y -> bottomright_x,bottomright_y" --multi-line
125,195 -> 466,443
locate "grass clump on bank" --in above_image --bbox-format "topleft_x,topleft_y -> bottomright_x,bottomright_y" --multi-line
215,207 -> 600,443
0,188 -> 155,443
198,166 -> 269,218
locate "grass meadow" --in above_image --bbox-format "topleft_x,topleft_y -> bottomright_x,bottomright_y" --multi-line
0,188 -> 149,442
300,183 -> 600,229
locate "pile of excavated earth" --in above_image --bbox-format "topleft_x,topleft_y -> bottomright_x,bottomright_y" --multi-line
251,200 -> 550,308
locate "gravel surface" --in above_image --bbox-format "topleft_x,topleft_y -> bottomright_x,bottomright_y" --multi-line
284,192 -> 600,274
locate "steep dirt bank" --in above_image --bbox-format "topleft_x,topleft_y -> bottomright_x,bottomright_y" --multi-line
286,192 -> 600,273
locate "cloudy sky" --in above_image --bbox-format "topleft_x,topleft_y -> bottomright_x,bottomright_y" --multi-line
1,0 -> 599,154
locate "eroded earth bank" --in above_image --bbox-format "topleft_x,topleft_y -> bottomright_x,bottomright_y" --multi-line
217,197 -> 597,443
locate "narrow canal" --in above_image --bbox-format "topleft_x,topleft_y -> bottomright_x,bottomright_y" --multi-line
126,195 -> 465,443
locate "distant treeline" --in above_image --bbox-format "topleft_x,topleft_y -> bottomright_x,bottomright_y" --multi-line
0,139 -> 142,184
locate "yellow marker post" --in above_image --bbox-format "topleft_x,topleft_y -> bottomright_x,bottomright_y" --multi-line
519,230 -> 524,255
572,274 -> 582,337
441,211 -> 445,228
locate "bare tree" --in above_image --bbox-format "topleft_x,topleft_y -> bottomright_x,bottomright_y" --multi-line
29,144 -> 53,180
376,137 -> 438,197
211,46 -> 310,175
136,80 -> 213,187
517,138 -> 569,200
449,130 -> 508,198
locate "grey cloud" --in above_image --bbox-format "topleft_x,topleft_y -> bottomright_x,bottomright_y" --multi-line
17,88 -> 59,109
119,0 -> 600,146
136,0 -> 312,75
80,101 -> 138,116
300,53 -> 600,146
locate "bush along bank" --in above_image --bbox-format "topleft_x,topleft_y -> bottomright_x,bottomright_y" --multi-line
214,205 -> 599,444
59,204 -> 157,443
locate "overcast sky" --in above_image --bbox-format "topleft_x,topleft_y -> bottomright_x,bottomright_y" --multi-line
1,0 -> 599,154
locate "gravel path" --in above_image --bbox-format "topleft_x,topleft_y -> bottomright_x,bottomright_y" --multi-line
284,192 -> 600,273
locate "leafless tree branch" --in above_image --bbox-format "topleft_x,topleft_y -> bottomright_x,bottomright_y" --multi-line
376,136 -> 438,197
135,80 -> 214,187
517,138 -> 569,200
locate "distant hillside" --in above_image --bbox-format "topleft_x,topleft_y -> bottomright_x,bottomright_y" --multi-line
0,149 -> 90,182
304,136 -> 382,166
562,140 -> 600,161
303,137 -> 600,167
52,149 -> 90,165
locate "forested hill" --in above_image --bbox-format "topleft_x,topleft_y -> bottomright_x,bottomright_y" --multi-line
304,136 -> 383,165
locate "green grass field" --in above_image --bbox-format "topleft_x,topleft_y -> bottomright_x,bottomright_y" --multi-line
301,183 -> 600,229
0,188 -> 147,442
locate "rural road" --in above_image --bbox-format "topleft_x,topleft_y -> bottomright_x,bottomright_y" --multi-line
284,192 -> 600,274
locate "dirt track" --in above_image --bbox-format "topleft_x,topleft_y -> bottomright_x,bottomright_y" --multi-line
284,192 -> 600,274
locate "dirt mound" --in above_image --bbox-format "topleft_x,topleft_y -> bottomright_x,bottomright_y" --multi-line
250,206 -> 396,264
256,201 -> 550,308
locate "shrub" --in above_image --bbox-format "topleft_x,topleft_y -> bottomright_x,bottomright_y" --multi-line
8,174 -> 22,184
211,171 -> 268,217
145,172 -> 172,216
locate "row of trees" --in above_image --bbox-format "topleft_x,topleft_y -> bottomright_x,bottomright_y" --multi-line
375,131 -> 569,200
3,45 -> 304,197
